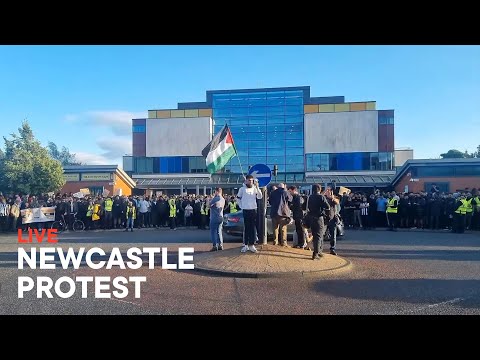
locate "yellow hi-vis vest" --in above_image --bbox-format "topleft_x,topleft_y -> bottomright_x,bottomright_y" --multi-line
126,206 -> 136,219
201,202 -> 209,215
229,201 -> 238,213
465,198 -> 473,213
168,199 -> 176,218
386,198 -> 398,213
455,199 -> 467,215
86,205 -> 93,217
92,204 -> 101,221
474,197 -> 480,212
104,198 -> 113,212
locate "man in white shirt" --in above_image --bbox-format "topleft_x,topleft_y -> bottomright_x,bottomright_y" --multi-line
236,175 -> 263,253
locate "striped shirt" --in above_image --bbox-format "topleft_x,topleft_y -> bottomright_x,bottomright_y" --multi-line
360,202 -> 369,216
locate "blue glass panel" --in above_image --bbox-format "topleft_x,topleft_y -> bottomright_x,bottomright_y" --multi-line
285,105 -> 303,115
266,91 -> 285,98
132,125 -> 146,133
285,163 -> 305,172
174,157 -> 182,173
247,132 -> 266,140
284,90 -> 304,97
248,141 -> 266,149
267,132 -> 284,142
167,158 -> 174,173
213,125 -> 224,134
249,116 -> 266,124
182,157 -> 189,173
249,148 -> 266,156
285,97 -> 303,106
267,148 -> 284,156
286,148 -> 304,156
285,115 -> 303,123
286,123 -> 303,132
231,107 -> 249,117
249,156 -> 267,165
213,108 -> 231,118
286,131 -> 303,139
249,107 -> 266,116
248,125 -> 266,133
160,157 -> 168,173
267,115 -> 284,124
266,140 -> 282,149
231,132 -> 248,141
286,155 -> 304,164
285,139 -> 303,147
152,157 -> 160,173
266,106 -> 285,115
267,124 -> 285,133
267,164 -> 285,172
212,98 -> 230,108
267,156 -> 284,164
229,118 -> 249,126
213,117 -> 230,125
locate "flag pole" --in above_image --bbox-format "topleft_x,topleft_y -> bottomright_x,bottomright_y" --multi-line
226,123 -> 246,179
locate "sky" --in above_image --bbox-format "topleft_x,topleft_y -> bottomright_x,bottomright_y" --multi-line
0,45 -> 479,166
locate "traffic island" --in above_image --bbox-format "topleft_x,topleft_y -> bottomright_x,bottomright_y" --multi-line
194,244 -> 352,278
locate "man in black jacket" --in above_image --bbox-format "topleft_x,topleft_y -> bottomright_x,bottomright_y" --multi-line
288,185 -> 306,249
307,184 -> 330,260
269,183 -> 293,246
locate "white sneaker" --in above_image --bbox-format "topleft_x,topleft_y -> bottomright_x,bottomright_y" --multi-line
248,245 -> 258,253
241,245 -> 248,253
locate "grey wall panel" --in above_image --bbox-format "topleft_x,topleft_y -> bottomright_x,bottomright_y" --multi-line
305,111 -> 379,153
146,117 -> 212,157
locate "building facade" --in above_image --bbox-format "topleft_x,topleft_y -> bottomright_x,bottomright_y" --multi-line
125,86 -> 396,194
62,165 -> 136,197
392,158 -> 480,194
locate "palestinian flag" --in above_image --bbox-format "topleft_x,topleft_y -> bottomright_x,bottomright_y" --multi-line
202,124 -> 237,174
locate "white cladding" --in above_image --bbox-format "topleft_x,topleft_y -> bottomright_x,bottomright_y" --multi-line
304,111 -> 379,153
146,117 -> 212,157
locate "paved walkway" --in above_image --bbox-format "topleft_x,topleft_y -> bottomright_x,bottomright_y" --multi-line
194,244 -> 351,278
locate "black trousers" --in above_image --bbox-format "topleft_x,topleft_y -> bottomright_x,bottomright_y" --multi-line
243,209 -> 257,246
327,217 -> 337,250
310,216 -> 326,255
294,218 -> 304,247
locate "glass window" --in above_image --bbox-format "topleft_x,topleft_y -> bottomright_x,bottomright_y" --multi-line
267,148 -> 285,157
132,125 -> 145,133
417,166 -> 454,177
230,118 -> 249,126
266,91 -> 285,98
285,163 -> 305,172
248,107 -> 266,116
246,98 -> 267,107
285,139 -> 303,147
286,147 -> 304,156
285,105 -> 303,115
182,157 -> 189,173
153,157 -> 160,173
286,155 -> 304,164
213,108 -> 231,118
267,124 -> 286,133
266,115 -> 284,124
136,157 -> 153,173
286,131 -> 303,140
247,132 -> 266,141
267,132 -> 285,142
249,156 -> 267,165
248,141 -> 265,149
284,90 -> 304,97
267,156 -> 284,164
286,123 -> 303,132
286,173 -> 295,182
266,140 -> 283,149
285,97 -> 303,106
370,153 -> 379,170
230,93 -> 251,101
249,148 -> 266,157
266,106 -> 285,115
248,125 -> 266,133
285,115 -> 303,123
237,150 -> 248,158
231,107 -> 249,117
267,164 -> 285,172
231,132 -> 248,141
213,125 -> 224,134
249,116 -> 267,124
455,166 -> 480,176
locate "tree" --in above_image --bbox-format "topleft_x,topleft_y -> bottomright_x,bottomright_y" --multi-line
440,149 -> 467,159
48,141 -> 82,166
1,121 -> 65,194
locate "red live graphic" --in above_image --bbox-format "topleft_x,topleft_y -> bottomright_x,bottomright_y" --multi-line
18,229 -> 58,243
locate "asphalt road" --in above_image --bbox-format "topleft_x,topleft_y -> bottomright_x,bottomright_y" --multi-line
1,227 -> 480,315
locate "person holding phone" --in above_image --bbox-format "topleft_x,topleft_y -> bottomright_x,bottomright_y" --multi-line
237,175 -> 263,253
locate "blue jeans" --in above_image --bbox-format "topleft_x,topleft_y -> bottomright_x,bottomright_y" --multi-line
126,217 -> 134,230
210,221 -> 223,248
